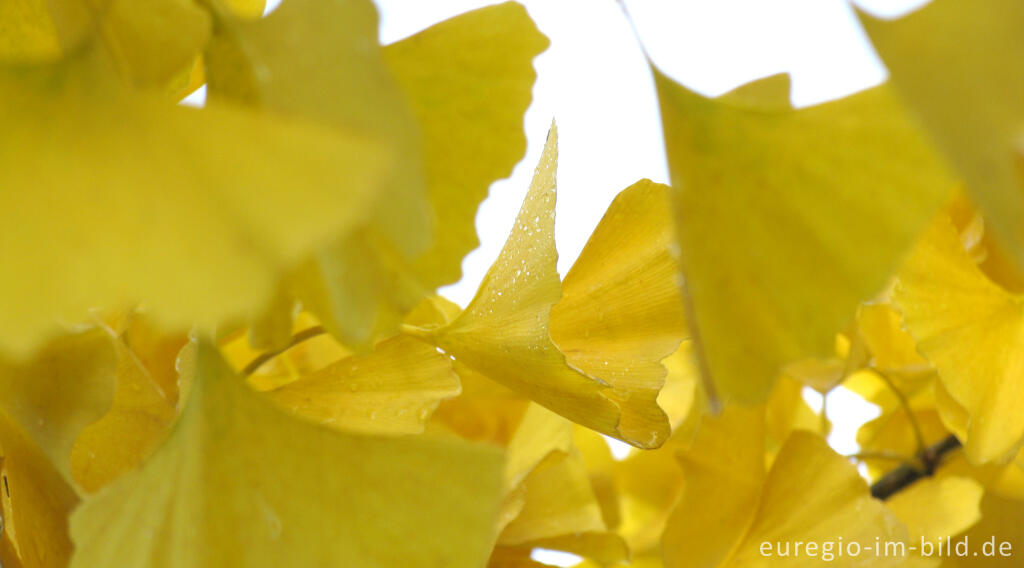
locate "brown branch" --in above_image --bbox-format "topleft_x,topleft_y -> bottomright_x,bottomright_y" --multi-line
869,435 -> 961,500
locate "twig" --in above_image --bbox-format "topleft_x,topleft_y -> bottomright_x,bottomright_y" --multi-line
242,326 -> 326,376
874,370 -> 927,455
869,435 -> 961,500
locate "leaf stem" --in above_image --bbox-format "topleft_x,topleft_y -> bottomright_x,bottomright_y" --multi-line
847,450 -> 917,466
242,325 -> 326,376
874,369 -> 926,455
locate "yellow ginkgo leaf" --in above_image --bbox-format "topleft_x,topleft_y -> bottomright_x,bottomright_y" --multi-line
222,312 -> 350,392
551,179 -> 685,444
436,398 -> 572,529
893,215 -> 1024,463
265,334 -> 460,435
0,327 -> 117,481
856,406 -> 949,481
0,0 -> 62,61
653,67 -> 953,404
657,340 -> 701,434
205,0 -> 427,256
856,303 -> 931,378
498,447 -> 629,567
0,410 -> 79,568
415,125 -> 668,448
666,426 -> 918,567
384,1 -> 550,298
69,325 -> 180,493
858,0 -> 1024,270
503,404 -> 574,502
203,0 -> 425,350
722,432 -> 918,568
92,0 -> 211,89
886,476 -> 983,541
0,46 -> 389,356
69,340 -> 504,568
584,413 -> 694,555
937,491 -> 1024,568
233,2 -> 547,350
221,0 -> 265,18
764,375 -> 827,457
3,0 -> 211,92
662,406 -> 766,568
297,1 -> 547,349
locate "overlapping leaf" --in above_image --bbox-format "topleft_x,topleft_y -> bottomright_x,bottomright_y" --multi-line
858,0 -> 1024,269
893,216 -> 1024,463
70,341 -> 504,568
551,179 -> 684,445
414,126 -> 669,448
0,410 -> 79,568
653,67 -> 953,404
265,334 -> 460,435
70,321 -> 185,493
0,45 -> 389,356
665,419 -> 921,568
228,1 -> 548,349
0,327 -> 117,481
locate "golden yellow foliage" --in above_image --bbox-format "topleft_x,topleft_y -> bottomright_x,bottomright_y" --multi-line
2,1 -> 1024,566
654,68 -> 953,405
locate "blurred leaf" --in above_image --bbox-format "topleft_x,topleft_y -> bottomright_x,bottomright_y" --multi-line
654,68 -> 953,404
0,47 -> 388,355
69,341 -> 504,567
859,0 -> 1024,270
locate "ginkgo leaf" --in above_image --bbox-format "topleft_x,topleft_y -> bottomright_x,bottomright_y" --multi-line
487,548 -> 549,568
232,2 -> 547,349
384,1 -> 549,292
498,447 -> 629,566
503,403 -> 573,502
577,413 -> 694,555
69,325 -> 180,493
0,327 -> 117,481
0,46 -> 389,356
936,491 -> 1024,568
434,398 -> 572,530
221,312 -> 350,392
414,125 -> 668,448
662,406 -> 766,568
858,0 -> 1024,269
0,0 -> 62,61
0,409 -> 79,568
550,179 -> 684,444
93,0 -> 212,89
666,424 -> 919,568
657,340 -> 700,434
886,476 -> 983,541
203,0 -> 425,349
764,376 -> 826,455
221,0 -> 265,18
653,67 -> 953,404
856,303 -> 930,378
69,340 -> 504,568
857,406 -> 948,481
265,334 -> 460,435
720,432 -> 919,568
205,0 -> 427,255
893,215 -> 1024,463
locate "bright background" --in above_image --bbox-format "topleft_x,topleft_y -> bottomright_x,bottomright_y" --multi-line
209,1 -> 932,563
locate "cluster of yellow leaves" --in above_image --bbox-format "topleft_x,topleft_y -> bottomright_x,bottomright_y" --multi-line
3,0 -> 1024,567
